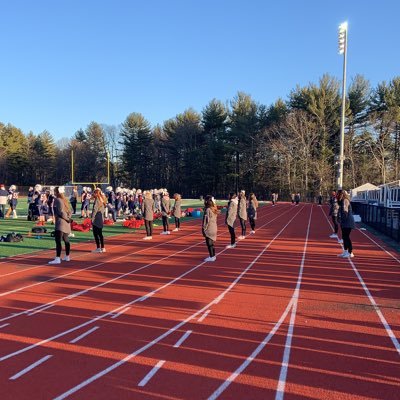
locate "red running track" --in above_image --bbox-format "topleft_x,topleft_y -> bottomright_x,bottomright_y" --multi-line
0,204 -> 399,400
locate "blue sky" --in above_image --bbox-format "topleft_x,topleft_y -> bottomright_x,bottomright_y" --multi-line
1,0 -> 399,140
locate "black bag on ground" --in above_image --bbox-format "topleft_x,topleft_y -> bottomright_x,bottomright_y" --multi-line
31,227 -> 47,234
2,232 -> 24,242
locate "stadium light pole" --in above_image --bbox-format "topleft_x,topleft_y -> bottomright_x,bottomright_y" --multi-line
337,21 -> 348,189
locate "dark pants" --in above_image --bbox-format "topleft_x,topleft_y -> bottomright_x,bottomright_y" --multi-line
93,225 -> 104,249
332,215 -> 339,234
162,216 -> 169,232
249,217 -> 256,231
107,205 -> 117,222
70,200 -> 77,214
228,225 -> 235,245
145,220 -> 153,237
239,218 -> 246,236
175,217 -> 180,229
0,204 -> 4,218
205,237 -> 215,257
341,227 -> 353,253
55,230 -> 70,257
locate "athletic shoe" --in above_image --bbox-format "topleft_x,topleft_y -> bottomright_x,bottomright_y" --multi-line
173,228 -> 179,232
68,233 -> 75,238
63,256 -> 71,262
338,250 -> 349,258
101,248 -> 106,253
251,230 -> 255,234
238,235 -> 245,240
143,236 -> 152,240
92,248 -> 102,253
160,231 -> 168,235
348,252 -> 354,258
166,231 -> 171,235
204,256 -> 216,262
226,243 -> 237,249
338,239 -> 343,244
329,233 -> 338,239
49,257 -> 61,265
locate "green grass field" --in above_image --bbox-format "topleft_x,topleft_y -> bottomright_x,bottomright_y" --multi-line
0,199 -> 227,258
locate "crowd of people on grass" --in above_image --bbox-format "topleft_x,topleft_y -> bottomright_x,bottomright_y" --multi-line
0,182 -> 355,263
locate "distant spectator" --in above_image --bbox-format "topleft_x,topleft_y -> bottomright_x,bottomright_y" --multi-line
0,184 -> 8,219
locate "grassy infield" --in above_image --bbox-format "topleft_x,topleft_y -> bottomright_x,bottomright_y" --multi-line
0,199 -> 224,258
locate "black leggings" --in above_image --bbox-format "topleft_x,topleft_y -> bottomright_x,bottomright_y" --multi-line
145,220 -> 153,237
341,227 -> 353,253
55,230 -> 70,257
175,217 -> 180,229
70,200 -> 77,214
332,215 -> 339,234
162,216 -> 169,231
93,225 -> 104,249
249,217 -> 256,231
239,218 -> 246,236
228,225 -> 235,245
205,237 -> 215,257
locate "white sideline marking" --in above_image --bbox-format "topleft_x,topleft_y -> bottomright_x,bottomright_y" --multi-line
69,327 -> 99,344
52,206 -> 304,400
27,304 -> 54,316
9,355 -> 52,380
138,360 -> 165,387
275,206 -> 313,400
198,309 -> 211,322
321,208 -> 400,357
0,323 -> 10,329
173,330 -> 192,348
358,229 -> 400,264
111,307 -> 130,319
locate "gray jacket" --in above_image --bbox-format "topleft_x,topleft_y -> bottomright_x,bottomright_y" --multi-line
202,208 -> 217,241
247,199 -> 257,219
92,199 -> 105,229
238,197 -> 247,220
172,200 -> 181,218
161,197 -> 170,217
142,198 -> 155,221
225,199 -> 238,227
338,198 -> 355,229
54,197 -> 72,234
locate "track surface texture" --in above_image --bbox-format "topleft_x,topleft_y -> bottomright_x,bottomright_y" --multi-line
0,204 -> 399,400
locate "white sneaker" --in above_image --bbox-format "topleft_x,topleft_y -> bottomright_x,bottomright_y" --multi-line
204,256 -> 216,262
338,250 -> 349,258
160,231 -> 167,235
329,233 -> 338,239
226,243 -> 237,249
173,228 -> 179,232
143,236 -> 152,240
250,230 -> 255,234
238,235 -> 245,240
338,239 -> 343,244
92,248 -> 102,253
63,256 -> 71,262
101,248 -> 106,253
348,252 -> 354,258
68,233 -> 75,238
49,257 -> 61,265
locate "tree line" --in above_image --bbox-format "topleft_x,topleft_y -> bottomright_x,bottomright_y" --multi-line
1,73 -> 399,199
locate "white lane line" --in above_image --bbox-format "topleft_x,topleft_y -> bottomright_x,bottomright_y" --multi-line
208,206 -> 313,400
138,360 -> 166,387
321,207 -> 400,356
110,307 -> 130,319
9,355 -> 52,380
198,309 -> 211,322
275,206 -> 313,400
0,323 -> 10,329
69,327 -> 99,344
27,304 -> 54,316
52,206 -> 304,400
173,330 -> 192,348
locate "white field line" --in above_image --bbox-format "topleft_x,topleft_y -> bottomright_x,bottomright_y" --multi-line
110,307 -> 130,319
173,330 -> 192,348
275,206 -> 313,400
27,304 -> 54,316
69,327 -> 99,344
9,355 -> 52,380
321,207 -> 400,357
0,206 -> 294,362
0,323 -> 10,329
52,206 -> 305,400
0,206 -> 285,324
208,207 -> 313,400
198,309 -> 211,322
138,360 -> 166,387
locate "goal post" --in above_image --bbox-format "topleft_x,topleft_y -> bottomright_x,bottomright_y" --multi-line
71,150 -> 110,186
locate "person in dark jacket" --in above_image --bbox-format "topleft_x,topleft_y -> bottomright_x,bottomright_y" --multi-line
142,191 -> 155,240
337,190 -> 355,258
49,186 -> 72,264
172,193 -> 182,232
160,191 -> 171,235
70,186 -> 78,214
328,190 -> 340,240
91,188 -> 106,253
225,192 -> 238,248
247,193 -> 258,234
202,195 -> 219,262
0,184 -> 8,219
238,190 -> 247,239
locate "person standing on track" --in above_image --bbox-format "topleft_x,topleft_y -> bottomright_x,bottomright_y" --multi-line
142,191 -> 155,240
0,184 -> 8,219
247,192 -> 258,234
202,195 -> 219,262
295,192 -> 300,205
337,189 -> 355,258
328,190 -> 340,240
160,191 -> 171,235
91,188 -> 107,253
172,193 -> 182,232
49,186 -> 72,265
5,185 -> 18,219
238,190 -> 247,240
225,192 -> 238,248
